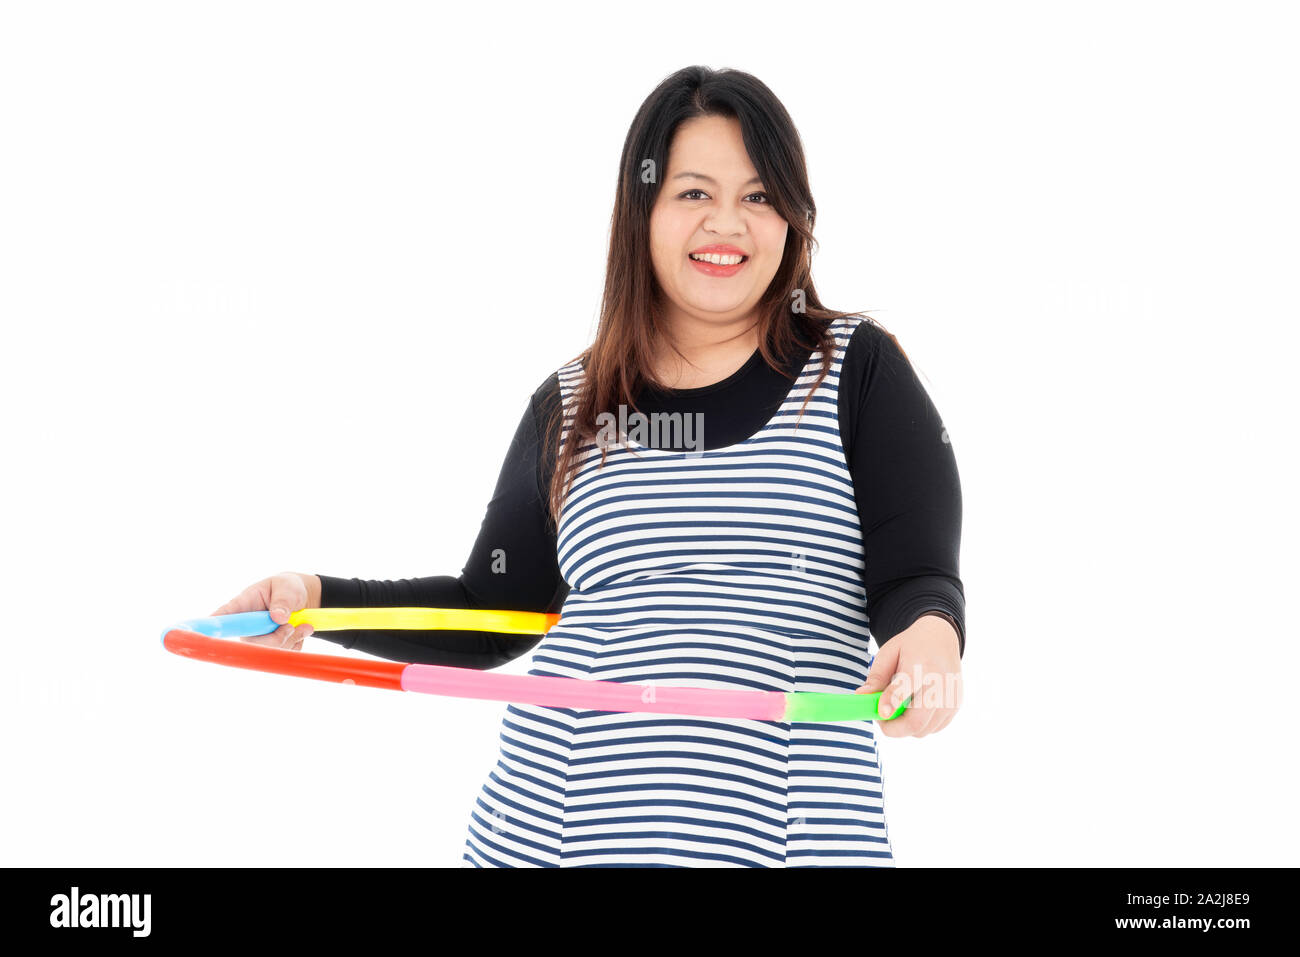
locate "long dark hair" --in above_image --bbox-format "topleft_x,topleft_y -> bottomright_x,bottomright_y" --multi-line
544,65 -> 903,527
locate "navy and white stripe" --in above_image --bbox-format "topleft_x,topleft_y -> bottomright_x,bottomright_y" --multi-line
463,315 -> 894,867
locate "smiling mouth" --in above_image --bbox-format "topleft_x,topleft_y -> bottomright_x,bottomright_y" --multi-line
688,252 -> 748,266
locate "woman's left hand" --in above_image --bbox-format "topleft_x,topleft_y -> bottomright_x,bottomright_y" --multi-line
856,614 -> 964,737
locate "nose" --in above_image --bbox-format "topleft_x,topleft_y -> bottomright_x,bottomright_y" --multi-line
703,200 -> 746,237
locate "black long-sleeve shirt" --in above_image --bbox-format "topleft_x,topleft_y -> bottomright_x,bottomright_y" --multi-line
316,319 -> 965,669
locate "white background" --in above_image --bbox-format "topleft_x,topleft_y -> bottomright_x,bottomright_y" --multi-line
2,1 -> 1296,867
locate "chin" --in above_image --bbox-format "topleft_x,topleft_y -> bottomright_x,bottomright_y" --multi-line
682,292 -> 751,314
686,299 -> 748,317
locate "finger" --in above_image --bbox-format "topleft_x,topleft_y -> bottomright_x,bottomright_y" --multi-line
267,578 -> 307,627
876,678 -> 918,735
210,595 -> 253,616
282,623 -> 315,649
880,704 -> 930,738
877,716 -> 907,738
857,641 -> 902,695
900,688 -> 941,737
930,707 -> 961,738
210,589 -> 266,618
911,676 -> 962,735
241,633 -> 284,647
241,623 -> 295,647
910,707 -> 941,738
932,700 -> 963,734
883,702 -> 925,738
877,674 -> 916,721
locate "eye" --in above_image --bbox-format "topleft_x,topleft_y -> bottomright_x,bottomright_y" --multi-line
676,188 -> 770,204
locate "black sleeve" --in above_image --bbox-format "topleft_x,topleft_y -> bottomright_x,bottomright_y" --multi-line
840,320 -> 967,657
313,375 -> 570,669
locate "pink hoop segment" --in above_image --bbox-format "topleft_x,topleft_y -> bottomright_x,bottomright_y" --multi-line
399,663 -> 787,720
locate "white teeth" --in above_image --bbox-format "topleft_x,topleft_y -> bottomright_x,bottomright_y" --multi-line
690,252 -> 745,265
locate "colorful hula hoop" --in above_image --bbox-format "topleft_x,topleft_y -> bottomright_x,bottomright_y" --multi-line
160,608 -> 908,723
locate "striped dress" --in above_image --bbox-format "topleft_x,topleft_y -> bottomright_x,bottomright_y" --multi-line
462,315 -> 893,867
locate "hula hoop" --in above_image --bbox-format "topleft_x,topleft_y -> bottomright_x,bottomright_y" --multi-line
159,608 -> 908,723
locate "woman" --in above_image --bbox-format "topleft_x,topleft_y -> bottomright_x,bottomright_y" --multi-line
213,66 -> 965,867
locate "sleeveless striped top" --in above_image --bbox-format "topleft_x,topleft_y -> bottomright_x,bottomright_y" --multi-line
461,315 -> 894,867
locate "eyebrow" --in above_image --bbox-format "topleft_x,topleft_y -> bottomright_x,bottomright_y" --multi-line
672,171 -> 765,188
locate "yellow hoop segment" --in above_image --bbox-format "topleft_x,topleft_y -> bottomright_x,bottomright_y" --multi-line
285,607 -> 561,635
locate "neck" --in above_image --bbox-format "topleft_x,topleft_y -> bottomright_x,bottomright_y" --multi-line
651,308 -> 762,390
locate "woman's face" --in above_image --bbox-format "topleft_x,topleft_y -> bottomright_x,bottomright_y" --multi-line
649,114 -> 789,329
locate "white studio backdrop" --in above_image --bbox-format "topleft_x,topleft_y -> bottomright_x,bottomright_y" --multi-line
1,1 -> 1296,867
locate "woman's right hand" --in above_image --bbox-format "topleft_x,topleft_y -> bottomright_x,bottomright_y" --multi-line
209,571 -> 317,651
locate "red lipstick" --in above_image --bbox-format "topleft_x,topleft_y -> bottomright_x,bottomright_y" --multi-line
687,243 -> 750,278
